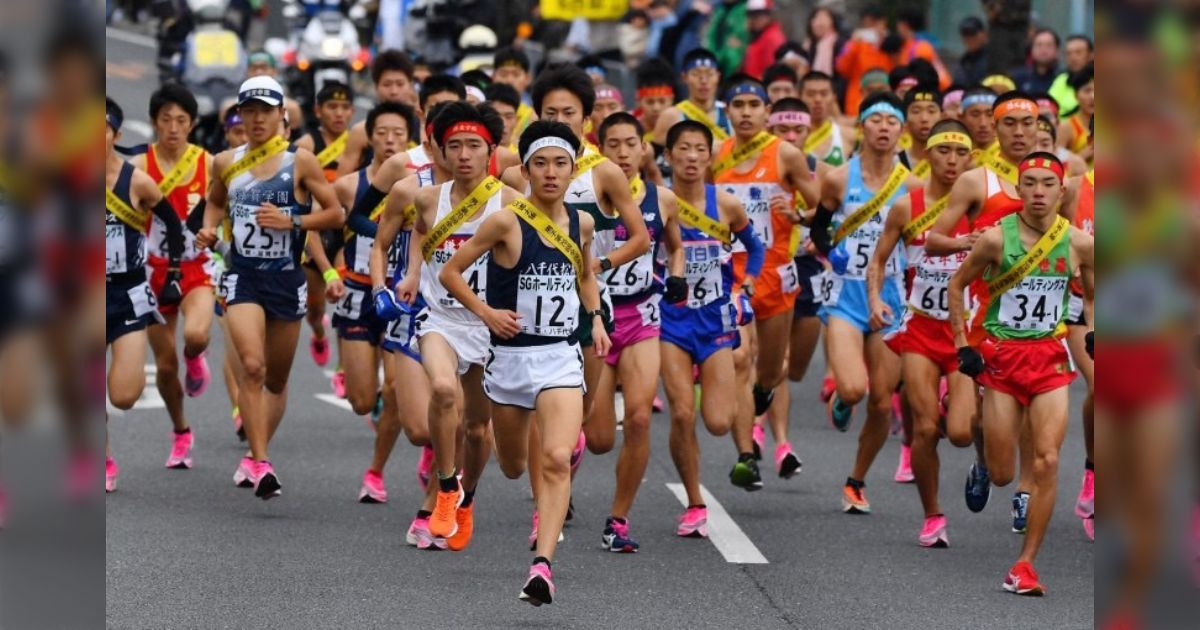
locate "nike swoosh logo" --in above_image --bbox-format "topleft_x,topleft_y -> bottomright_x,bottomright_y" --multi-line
125,319 -> 140,326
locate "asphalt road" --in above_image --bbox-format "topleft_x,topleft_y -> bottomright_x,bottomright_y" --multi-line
105,28 -> 1095,629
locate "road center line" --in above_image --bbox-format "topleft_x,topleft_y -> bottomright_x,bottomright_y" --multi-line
666,483 -> 768,564
315,393 -> 354,412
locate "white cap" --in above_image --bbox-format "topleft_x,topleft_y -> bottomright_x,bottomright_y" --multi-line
238,76 -> 285,107
747,0 -> 772,11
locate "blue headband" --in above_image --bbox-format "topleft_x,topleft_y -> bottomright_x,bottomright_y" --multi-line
106,110 -> 122,132
961,93 -> 997,110
584,65 -> 607,79
858,101 -> 905,124
683,56 -> 718,72
726,83 -> 767,104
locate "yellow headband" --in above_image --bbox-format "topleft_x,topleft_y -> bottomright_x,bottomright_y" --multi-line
926,131 -> 973,150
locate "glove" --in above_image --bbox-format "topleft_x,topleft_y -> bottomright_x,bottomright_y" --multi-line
957,346 -> 984,378
664,276 -> 688,305
828,242 -> 849,275
159,269 -> 183,306
1085,330 -> 1094,360
737,292 -> 755,327
373,287 -> 408,321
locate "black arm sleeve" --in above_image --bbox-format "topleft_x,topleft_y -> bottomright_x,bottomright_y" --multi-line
151,198 -> 185,268
810,203 -> 835,256
346,183 -> 386,238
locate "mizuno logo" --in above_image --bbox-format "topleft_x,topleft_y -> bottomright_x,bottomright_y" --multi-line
570,190 -> 585,198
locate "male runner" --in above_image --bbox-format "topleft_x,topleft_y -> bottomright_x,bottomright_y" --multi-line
958,87 -> 999,166
491,47 -> 537,142
1056,62 -> 1094,166
220,50 -> 305,139
651,48 -> 734,155
763,64 -> 799,103
949,152 -> 1093,595
899,85 -> 942,181
484,82 -> 522,148
128,85 -> 216,470
799,71 -> 854,167
633,57 -> 677,183
1034,114 -> 1087,177
336,49 -> 419,176
440,120 -> 608,605
195,76 -> 346,500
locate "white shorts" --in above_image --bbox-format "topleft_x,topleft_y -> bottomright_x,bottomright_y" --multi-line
483,341 -> 585,410
414,308 -> 490,376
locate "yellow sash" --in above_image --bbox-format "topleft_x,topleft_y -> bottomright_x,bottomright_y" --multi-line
804,120 -> 833,154
1085,169 -> 1094,187
969,140 -> 1001,166
316,131 -> 349,168
898,130 -> 913,151
421,176 -> 503,261
402,203 -> 417,224
677,100 -> 729,142
156,144 -> 204,196
911,158 -> 931,180
221,136 -> 289,187
983,152 -> 1018,186
676,195 -> 731,246
105,187 -> 149,234
515,103 -> 535,137
711,132 -> 778,178
902,193 -> 950,244
573,151 -> 606,180
986,216 -> 1070,296
629,176 -> 644,199
507,197 -> 583,278
833,163 -> 910,244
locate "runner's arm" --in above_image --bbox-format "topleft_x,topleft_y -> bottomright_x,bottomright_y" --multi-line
136,170 -> 184,268
336,124 -> 368,177
440,211 -> 515,325
867,195 -> 909,312
577,211 -> 602,314
651,107 -> 683,149
809,164 -> 847,256
948,227 -> 1003,347
1074,228 -> 1095,326
345,153 -> 409,238
659,189 -> 685,277
723,191 -> 764,283
926,169 -> 982,256
296,150 -> 346,230
781,142 -> 819,209
596,161 -> 651,270
370,179 -> 415,291
394,188 -> 436,302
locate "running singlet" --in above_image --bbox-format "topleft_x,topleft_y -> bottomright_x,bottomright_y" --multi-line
419,181 -> 504,316
715,136 -> 790,258
486,207 -> 582,346
679,101 -> 734,141
146,143 -> 208,264
833,155 -> 908,279
390,167 -> 436,286
310,129 -> 342,181
905,189 -> 968,320
603,184 -> 664,304
677,185 -> 735,310
226,145 -> 308,272
105,162 -> 148,281
406,144 -> 433,173
1068,171 -> 1094,297
982,213 -> 1071,339
817,121 -> 846,167
343,167 -> 407,283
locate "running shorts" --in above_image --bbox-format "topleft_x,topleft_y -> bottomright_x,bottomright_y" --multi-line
976,337 -> 1077,406
661,299 -> 740,365
792,255 -> 824,318
148,258 -> 213,316
885,312 -> 957,375
331,277 -> 387,345
381,295 -> 425,361
415,308 -> 489,376
223,267 -> 308,322
605,294 -> 662,367
484,340 -> 585,410
106,277 -> 164,345
733,251 -> 800,321
819,276 -> 906,335
1093,341 -> 1181,416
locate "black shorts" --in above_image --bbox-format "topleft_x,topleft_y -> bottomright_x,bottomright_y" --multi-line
792,256 -> 825,318
106,276 -> 162,345
223,267 -> 308,321
331,278 -> 387,345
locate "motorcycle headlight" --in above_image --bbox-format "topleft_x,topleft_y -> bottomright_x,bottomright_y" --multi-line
195,95 -> 215,116
321,38 -> 345,59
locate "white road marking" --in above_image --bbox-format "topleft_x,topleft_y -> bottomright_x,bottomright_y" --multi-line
107,365 -> 165,413
666,483 -> 768,564
106,26 -> 157,49
315,393 -> 354,412
123,120 -> 155,141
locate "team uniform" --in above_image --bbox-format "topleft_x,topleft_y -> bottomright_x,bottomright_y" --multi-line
563,148 -> 616,345
145,144 -> 213,314
811,120 -> 847,167
791,154 -> 824,319
106,162 -> 165,343
223,146 -> 310,321
965,166 -> 1025,343
381,168 -> 436,361
1067,171 -> 1093,327
405,144 -> 433,173
482,208 -> 585,409
600,184 -> 664,366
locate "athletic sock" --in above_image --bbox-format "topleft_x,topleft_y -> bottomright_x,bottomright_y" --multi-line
738,452 -> 755,463
688,504 -> 707,510
416,510 -> 433,520
437,471 -> 459,493
461,489 -> 475,508
174,428 -> 191,435
846,477 -> 865,490
1084,459 -> 1094,471
532,556 -> 551,568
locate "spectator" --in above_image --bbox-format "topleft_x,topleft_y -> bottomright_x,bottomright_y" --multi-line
707,0 -> 749,77
803,6 -> 846,78
954,16 -> 991,87
742,0 -> 787,79
983,0 -> 1032,74
1048,34 -> 1093,117
835,4 -> 894,117
659,0 -> 713,70
774,42 -> 812,78
619,9 -> 652,64
1010,28 -> 1060,94
644,0 -> 679,60
894,7 -> 951,89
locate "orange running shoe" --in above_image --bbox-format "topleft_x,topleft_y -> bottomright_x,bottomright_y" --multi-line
1002,560 -> 1045,596
841,482 -> 871,514
430,485 -> 464,538
447,504 -> 475,551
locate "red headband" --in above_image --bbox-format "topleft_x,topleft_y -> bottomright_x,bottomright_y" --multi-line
1018,155 -> 1064,181
637,86 -> 675,100
441,121 -> 494,146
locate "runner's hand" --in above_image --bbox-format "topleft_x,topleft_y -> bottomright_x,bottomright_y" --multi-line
591,324 -> 612,358
255,202 -> 292,230
373,287 -> 407,321
664,276 -> 688,305
195,227 -> 218,250
482,307 -> 522,339
868,299 -> 893,331
957,230 -> 985,252
956,346 -> 985,377
769,194 -> 802,224
159,269 -> 183,306
325,277 -> 345,303
394,274 -> 419,304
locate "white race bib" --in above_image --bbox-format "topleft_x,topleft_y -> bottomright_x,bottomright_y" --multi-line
605,252 -> 655,296
777,260 -> 800,294
515,273 -> 578,337
684,242 -> 725,308
813,270 -> 844,307
637,294 -> 662,327
128,281 -> 158,317
106,225 -> 128,274
232,205 -> 293,259
150,214 -> 200,261
997,276 -> 1068,332
334,283 -> 367,320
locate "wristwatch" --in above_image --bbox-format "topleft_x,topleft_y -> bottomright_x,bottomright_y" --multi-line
599,256 -> 613,272
587,309 -> 604,320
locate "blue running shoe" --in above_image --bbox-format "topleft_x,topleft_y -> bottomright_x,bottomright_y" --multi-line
828,395 -> 853,433
964,462 -> 992,513
1011,492 -> 1031,533
601,517 -> 640,553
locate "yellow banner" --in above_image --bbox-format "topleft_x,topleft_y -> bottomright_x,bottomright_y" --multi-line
712,131 -> 778,178
676,195 -> 731,245
421,176 -> 503,261
507,197 -> 583,277
540,0 -> 629,22
804,120 -> 832,154
677,100 -> 729,142
106,187 -> 149,234
629,176 -> 644,199
156,144 -> 204,196
221,135 -> 289,187
902,193 -> 950,244
573,151 -> 606,180
833,163 -> 909,244
986,216 -> 1070,297
912,158 -> 931,180
983,151 -> 1018,186
316,131 -> 349,168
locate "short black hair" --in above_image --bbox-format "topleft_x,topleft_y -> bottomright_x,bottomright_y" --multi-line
906,58 -> 940,88
460,69 -> 492,92
432,101 -> 505,150
1066,34 -> 1094,51
929,118 -> 969,137
1035,115 -> 1057,141
799,70 -> 834,89
1067,62 -> 1094,91
372,49 -> 415,84
903,84 -> 942,111
773,41 -> 808,63
366,101 -> 418,139
993,89 -> 1037,111
768,97 -> 809,114
493,46 -> 531,73
424,100 -> 453,141
597,111 -> 644,145
681,48 -> 720,73
1032,27 -> 1061,48
635,57 -> 676,89
897,7 -> 926,31
315,81 -> 353,105
484,82 -> 521,111
149,83 -> 199,122
531,64 -> 596,117
419,74 -> 467,110
888,66 -> 912,91
666,119 -> 712,150
518,119 -> 582,161
762,64 -> 798,88
858,91 -> 905,118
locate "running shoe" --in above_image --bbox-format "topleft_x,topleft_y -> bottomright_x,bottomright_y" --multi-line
233,456 -> 255,488
232,407 -> 245,442
918,514 -> 949,548
253,461 -> 281,500
527,511 -> 564,550
358,469 -> 388,504
1083,516 -> 1094,542
183,352 -> 210,398
104,457 -> 119,494
601,517 -> 639,553
446,504 -> 475,551
652,395 -> 664,413
430,483 -> 464,538
165,430 -> 194,469
1002,560 -> 1044,596
964,462 -> 992,513
827,395 -> 853,433
751,423 -> 766,461
569,430 -> 586,474
1011,492 -> 1031,534
893,444 -> 914,483
331,368 -> 346,399
729,457 -> 764,491
519,562 -> 555,606
775,442 -> 802,479
406,516 -> 448,550
310,335 -> 331,367
1074,468 -> 1094,519
676,506 -> 708,538
416,444 -> 434,489
841,482 -> 871,514
819,376 -> 836,403
752,383 -> 775,417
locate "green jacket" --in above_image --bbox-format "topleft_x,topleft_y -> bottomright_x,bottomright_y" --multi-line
1048,72 -> 1077,118
707,0 -> 748,77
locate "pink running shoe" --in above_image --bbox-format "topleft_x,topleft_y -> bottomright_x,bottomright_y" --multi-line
105,457 -> 119,493
253,461 -> 281,500
819,376 -> 836,403
416,444 -> 434,490
569,430 -> 586,474
937,377 -> 950,420
310,335 -> 331,367
232,456 -> 255,488
528,511 -> 565,551
676,506 -> 708,538
775,442 -> 802,479
331,369 -> 346,398
918,514 -> 949,548
165,430 -> 194,469
406,516 -> 447,550
652,396 -> 664,413
519,562 -> 555,606
359,469 -> 388,504
1083,516 -> 1094,542
183,352 -> 210,398
1075,469 -> 1095,519
751,423 -> 766,461
894,444 -> 915,483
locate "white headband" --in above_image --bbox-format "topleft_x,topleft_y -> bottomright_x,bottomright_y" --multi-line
465,85 -> 486,102
522,136 -> 576,165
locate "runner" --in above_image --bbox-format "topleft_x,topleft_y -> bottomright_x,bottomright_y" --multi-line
809,91 -> 916,514
799,71 -> 854,167
129,84 -> 216,470
763,64 -> 799,103
105,97 -> 185,491
484,82 -> 522,148
336,49 -> 419,176
660,119 -> 763,536
652,48 -> 733,155
713,75 -> 817,490
439,120 -> 607,605
379,101 -> 521,549
194,76 -> 347,500
958,87 -> 998,166
219,51 -> 305,140
948,152 -> 1093,595
589,112 -> 685,552
1034,114 -> 1087,177
633,57 -> 677,183
585,85 -> 624,146
223,106 -> 247,149
406,75 -> 470,172
941,87 -> 964,121
491,46 -> 537,143
867,119 -> 974,545
1062,150 -> 1094,540
899,85 -> 941,181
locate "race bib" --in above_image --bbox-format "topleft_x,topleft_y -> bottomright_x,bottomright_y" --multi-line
515,272 -> 578,337
128,281 -> 158,317
909,268 -> 951,320
151,213 -> 200,260
997,276 -> 1068,333
838,214 -> 897,278
777,260 -> 800,295
232,204 -> 292,259
812,270 -> 843,307
384,308 -> 417,349
334,283 -> 367,320
637,294 -> 661,327
684,242 -> 725,308
605,252 -> 654,296
106,224 -> 128,274
350,235 -> 375,276
1067,293 -> 1084,323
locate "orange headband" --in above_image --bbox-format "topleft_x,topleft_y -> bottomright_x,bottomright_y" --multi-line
993,99 -> 1038,121
637,86 -> 674,100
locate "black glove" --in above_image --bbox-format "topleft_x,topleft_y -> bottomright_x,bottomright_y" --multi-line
664,276 -> 688,305
1085,330 -> 1094,360
159,268 -> 183,306
957,346 -> 984,378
